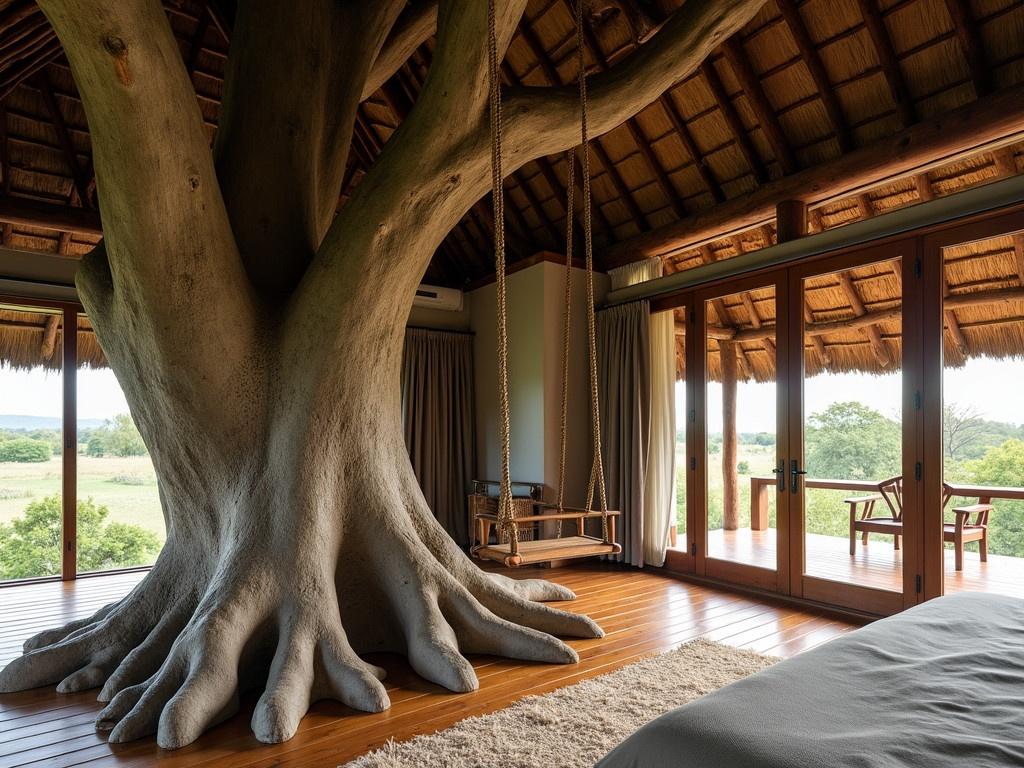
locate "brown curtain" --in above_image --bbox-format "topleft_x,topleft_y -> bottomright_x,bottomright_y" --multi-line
597,301 -> 651,567
401,328 -> 476,546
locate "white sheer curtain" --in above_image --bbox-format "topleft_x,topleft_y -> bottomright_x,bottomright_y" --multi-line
608,258 -> 675,567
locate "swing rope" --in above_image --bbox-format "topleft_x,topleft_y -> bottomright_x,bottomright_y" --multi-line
573,0 -> 611,544
487,0 -> 518,555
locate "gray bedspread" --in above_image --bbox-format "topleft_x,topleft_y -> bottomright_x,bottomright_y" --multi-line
596,592 -> 1024,768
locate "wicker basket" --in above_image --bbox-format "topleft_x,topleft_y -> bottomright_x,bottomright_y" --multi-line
468,480 -> 544,546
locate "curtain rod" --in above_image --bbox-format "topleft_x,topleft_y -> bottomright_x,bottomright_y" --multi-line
603,173 -> 1024,308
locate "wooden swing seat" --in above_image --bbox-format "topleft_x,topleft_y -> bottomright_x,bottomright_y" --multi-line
473,508 -> 621,567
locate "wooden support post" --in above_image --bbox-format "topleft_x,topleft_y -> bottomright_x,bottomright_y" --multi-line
751,477 -> 770,530
61,307 -> 77,581
775,199 -> 807,242
720,339 -> 740,531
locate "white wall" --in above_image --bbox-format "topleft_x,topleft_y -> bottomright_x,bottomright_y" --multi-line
471,260 -> 608,504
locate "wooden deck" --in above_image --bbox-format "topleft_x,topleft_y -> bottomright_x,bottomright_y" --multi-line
707,528 -> 1024,597
0,565 -> 854,767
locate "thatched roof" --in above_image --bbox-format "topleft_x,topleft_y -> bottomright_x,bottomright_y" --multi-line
1,1 -> 1022,274
0,0 -> 1022,372
0,306 -> 106,370
679,229 -> 1024,383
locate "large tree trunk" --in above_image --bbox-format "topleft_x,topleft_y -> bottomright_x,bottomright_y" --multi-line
0,0 -> 766,750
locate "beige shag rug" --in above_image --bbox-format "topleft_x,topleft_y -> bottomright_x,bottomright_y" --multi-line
343,640 -> 775,768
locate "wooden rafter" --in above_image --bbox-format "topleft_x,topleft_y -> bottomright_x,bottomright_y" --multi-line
699,59 -> 769,184
519,12 -> 650,231
837,270 -> 891,367
698,245 -> 753,378
776,0 -> 852,153
36,70 -> 91,209
943,0 -> 992,97
0,102 -> 11,245
184,10 -> 211,80
856,0 -> 916,128
721,37 -> 798,176
572,6 -> 687,220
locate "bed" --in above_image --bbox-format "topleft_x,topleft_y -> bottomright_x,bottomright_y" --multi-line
596,593 -> 1024,768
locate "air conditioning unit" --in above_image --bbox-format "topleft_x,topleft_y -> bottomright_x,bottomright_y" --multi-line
413,284 -> 464,312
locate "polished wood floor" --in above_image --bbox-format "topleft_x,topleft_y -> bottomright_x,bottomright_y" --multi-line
0,564 -> 855,767
706,528 -> 1024,597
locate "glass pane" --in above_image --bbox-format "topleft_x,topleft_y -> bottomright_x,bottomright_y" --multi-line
706,287 -> 777,569
76,315 -> 164,573
802,259 -> 903,593
941,231 -> 1024,598
0,305 -> 64,581
672,308 -> 686,550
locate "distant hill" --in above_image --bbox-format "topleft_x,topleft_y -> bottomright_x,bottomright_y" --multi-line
0,415 -> 106,430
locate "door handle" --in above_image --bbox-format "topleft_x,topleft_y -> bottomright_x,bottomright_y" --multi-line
791,459 -> 807,494
771,460 -> 785,492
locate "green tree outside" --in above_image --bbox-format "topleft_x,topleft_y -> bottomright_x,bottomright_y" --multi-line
85,414 -> 148,458
0,438 -> 52,463
0,494 -> 161,580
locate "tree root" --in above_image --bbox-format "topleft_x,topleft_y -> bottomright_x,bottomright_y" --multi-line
0,488 -> 604,749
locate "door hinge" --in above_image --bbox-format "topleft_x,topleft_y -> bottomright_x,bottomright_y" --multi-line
689,408 -> 696,423
914,391 -> 922,410
914,256 -> 922,278
689,456 -> 696,471
689,310 -> 695,323
915,462 -> 922,481
691,543 -> 697,556
915,574 -> 922,593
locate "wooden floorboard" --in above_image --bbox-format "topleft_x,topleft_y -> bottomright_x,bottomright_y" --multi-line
707,528 -> 1024,597
0,564 -> 855,767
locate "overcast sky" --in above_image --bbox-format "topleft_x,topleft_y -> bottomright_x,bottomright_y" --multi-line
1,356 -> 1022,428
678,356 -> 1024,434
0,367 -> 129,420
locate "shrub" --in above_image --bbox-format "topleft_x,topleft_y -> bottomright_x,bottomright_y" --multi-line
0,495 -> 162,580
0,438 -> 52,463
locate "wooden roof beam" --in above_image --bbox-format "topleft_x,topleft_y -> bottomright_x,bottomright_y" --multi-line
499,61 -> 588,244
776,0 -> 853,153
520,12 -> 650,231
36,71 -> 91,209
837,270 -> 891,367
573,8 -> 687,220
855,0 -> 916,128
0,103 -> 11,245
602,83 -> 1024,266
700,59 -> 769,185
943,0 -> 993,97
721,37 -> 798,176
0,195 -> 102,236
698,245 -> 753,376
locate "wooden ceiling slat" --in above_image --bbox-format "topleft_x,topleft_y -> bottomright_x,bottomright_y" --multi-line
855,0 -> 917,128
942,0 -> 993,97
35,70 -> 89,209
776,0 -> 853,154
721,37 -> 799,176
699,60 -> 768,185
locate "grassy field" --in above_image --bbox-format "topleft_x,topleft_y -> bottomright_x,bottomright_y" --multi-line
0,455 -> 164,539
674,442 -> 778,534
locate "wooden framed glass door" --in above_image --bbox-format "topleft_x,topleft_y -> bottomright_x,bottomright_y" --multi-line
920,208 -> 1024,602
786,242 -> 918,614
693,273 -> 791,593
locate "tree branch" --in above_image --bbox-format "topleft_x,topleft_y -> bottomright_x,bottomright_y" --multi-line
38,0 -> 261,443
502,0 -> 766,167
214,0 -> 406,301
362,0 -> 439,101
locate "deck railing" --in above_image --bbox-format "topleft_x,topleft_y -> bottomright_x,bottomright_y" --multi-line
749,476 -> 1024,530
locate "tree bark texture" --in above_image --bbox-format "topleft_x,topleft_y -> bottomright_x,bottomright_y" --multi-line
0,0 -> 766,749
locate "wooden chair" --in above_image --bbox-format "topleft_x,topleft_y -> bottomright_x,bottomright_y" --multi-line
848,476 -> 903,555
945,500 -> 991,572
